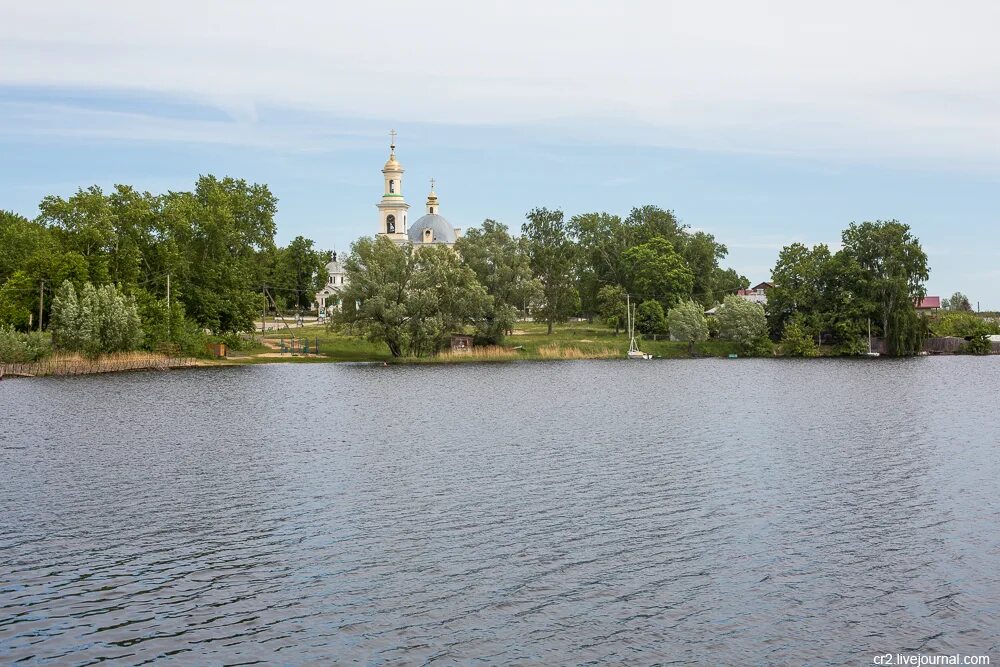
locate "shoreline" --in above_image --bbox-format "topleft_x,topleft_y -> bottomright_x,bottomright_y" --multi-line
6,347 -> 994,380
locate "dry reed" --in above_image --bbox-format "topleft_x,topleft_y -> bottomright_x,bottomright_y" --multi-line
1,351 -> 197,377
435,345 -> 521,361
536,344 -> 619,360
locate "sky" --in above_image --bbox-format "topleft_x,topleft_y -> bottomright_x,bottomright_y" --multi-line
2,1 -> 1000,307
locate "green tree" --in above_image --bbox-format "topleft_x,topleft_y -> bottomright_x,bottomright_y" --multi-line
270,235 -> 330,310
522,208 -> 579,334
680,231 -> 727,306
0,271 -> 35,329
767,243 -> 829,338
50,281 -> 142,356
0,211 -> 50,284
596,284 -> 627,334
50,280 -> 81,349
455,219 -> 541,344
407,245 -> 490,355
711,267 -> 750,301
635,300 -> 667,336
841,220 -> 929,356
780,316 -> 819,357
337,237 -> 489,357
167,176 -> 278,333
667,299 -> 709,353
932,311 -> 997,337
337,237 -> 412,356
622,237 -> 694,310
942,291 -> 972,312
717,294 -> 770,355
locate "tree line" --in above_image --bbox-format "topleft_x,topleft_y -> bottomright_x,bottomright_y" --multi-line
335,205 -> 751,356
0,176 -> 330,355
3,175 -> 968,360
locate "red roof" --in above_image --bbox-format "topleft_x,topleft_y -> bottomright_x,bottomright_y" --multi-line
916,296 -> 940,309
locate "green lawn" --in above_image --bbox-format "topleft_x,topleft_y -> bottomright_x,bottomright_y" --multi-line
253,320 -> 738,363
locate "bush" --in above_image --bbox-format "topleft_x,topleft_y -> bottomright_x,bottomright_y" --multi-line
0,325 -> 51,363
744,335 -> 775,357
636,300 -> 668,336
834,336 -> 868,356
932,311 -> 997,337
960,333 -> 992,355
706,315 -> 720,339
780,317 -> 818,357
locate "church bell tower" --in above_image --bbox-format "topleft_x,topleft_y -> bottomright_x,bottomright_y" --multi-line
376,129 -> 410,243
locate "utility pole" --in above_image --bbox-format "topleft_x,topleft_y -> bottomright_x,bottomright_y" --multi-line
262,284 -> 267,334
166,273 -> 171,339
38,279 -> 45,332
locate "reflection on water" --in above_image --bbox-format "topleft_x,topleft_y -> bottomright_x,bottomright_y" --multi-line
1,358 -> 999,664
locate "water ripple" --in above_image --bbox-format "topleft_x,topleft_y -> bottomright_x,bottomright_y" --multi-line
1,358 -> 999,664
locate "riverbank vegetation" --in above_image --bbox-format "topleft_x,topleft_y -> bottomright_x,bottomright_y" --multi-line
333,205 -> 751,357
5,175 -> 996,367
0,177 -> 329,356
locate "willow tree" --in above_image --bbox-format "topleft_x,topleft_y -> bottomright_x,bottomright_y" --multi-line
455,219 -> 541,344
337,237 -> 488,357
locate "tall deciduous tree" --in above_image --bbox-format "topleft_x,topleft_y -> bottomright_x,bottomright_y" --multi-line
841,220 -> 929,356
271,235 -> 330,310
337,237 -> 488,357
596,284 -> 627,334
522,208 -> 579,334
622,237 -> 694,310
943,291 -> 972,312
455,219 -> 541,343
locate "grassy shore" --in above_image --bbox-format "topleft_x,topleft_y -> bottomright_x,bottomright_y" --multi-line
254,321 -> 739,364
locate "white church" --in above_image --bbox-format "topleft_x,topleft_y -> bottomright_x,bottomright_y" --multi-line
316,133 -> 461,313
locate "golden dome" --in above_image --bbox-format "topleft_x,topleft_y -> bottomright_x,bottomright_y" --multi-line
383,149 -> 402,172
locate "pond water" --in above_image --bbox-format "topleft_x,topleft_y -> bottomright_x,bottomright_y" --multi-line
1,358 -> 999,665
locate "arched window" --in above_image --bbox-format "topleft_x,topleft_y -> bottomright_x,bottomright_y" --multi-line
386,214 -> 396,233
389,180 -> 395,193
430,206 -> 435,214
424,228 -> 432,242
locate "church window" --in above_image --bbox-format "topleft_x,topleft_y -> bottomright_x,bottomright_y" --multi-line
424,228 -> 432,242
386,214 -> 396,233
389,180 -> 395,193
430,206 -> 435,214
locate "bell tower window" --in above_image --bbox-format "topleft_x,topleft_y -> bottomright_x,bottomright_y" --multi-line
386,214 -> 396,234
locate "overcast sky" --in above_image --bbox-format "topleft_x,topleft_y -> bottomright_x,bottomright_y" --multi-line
3,1 -> 1000,305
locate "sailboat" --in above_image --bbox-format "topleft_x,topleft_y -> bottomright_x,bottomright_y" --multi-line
626,294 -> 653,360
864,318 -> 880,357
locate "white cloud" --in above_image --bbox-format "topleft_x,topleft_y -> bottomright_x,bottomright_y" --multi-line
3,1 -> 1000,166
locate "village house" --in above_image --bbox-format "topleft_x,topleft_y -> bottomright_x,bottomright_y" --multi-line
736,282 -> 773,305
